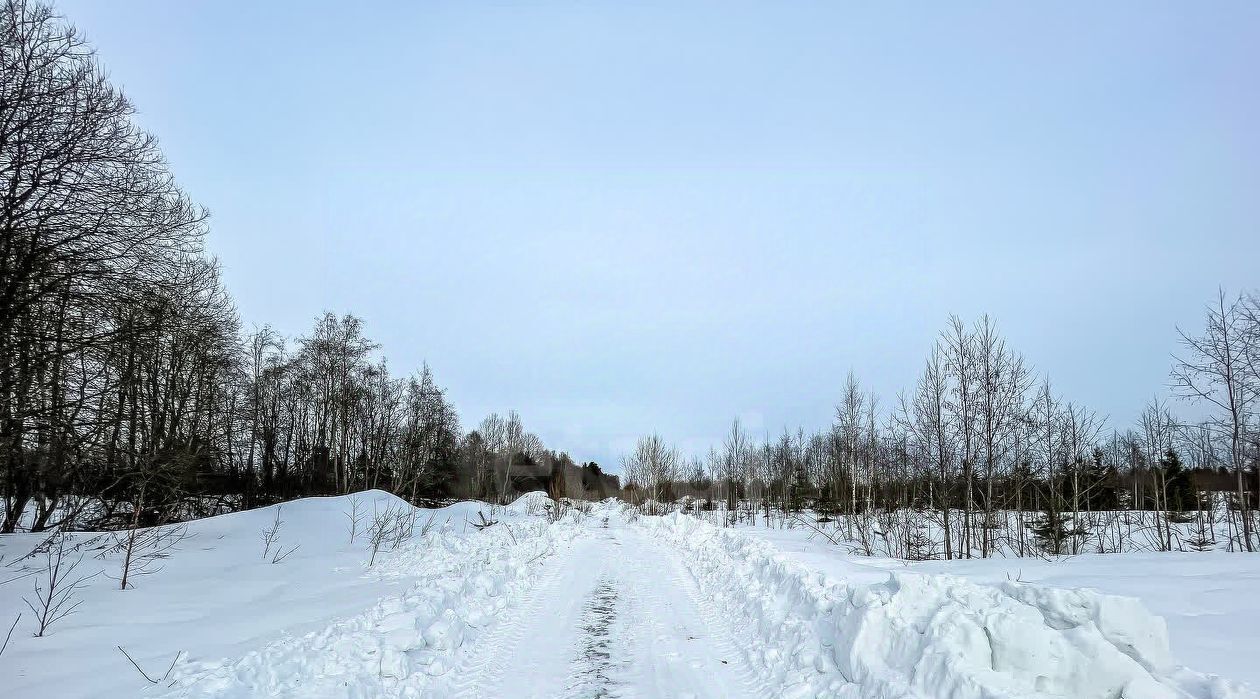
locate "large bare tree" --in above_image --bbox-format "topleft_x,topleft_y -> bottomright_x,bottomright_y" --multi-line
1172,289 -> 1258,551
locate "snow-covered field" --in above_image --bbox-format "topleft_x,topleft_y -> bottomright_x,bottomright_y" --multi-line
1,494 -> 1256,698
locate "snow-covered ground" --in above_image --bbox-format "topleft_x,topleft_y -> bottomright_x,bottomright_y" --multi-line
1,494 -> 1256,698
735,520 -> 1260,691
457,516 -> 760,699
0,491 -> 578,698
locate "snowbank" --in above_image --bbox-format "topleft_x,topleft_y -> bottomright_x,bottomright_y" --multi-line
644,513 -> 1257,699
504,490 -> 553,515
0,492 -> 580,698
2,492 -> 419,696
151,500 -> 582,697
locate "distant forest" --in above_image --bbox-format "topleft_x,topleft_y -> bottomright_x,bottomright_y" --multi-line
621,299 -> 1260,557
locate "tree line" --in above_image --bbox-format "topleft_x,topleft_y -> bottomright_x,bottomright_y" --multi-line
0,0 -> 617,534
5,0 -> 1256,560
623,294 -> 1260,557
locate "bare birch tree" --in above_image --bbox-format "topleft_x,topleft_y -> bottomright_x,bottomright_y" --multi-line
1172,289 -> 1258,551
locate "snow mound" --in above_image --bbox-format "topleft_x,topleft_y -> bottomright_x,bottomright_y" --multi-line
589,497 -> 638,521
645,513 -> 1257,699
153,507 -> 581,697
504,491 -> 553,514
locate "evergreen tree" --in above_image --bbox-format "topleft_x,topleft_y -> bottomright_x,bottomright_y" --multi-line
1161,450 -> 1195,514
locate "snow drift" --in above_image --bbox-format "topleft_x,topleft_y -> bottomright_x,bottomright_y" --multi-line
152,496 -> 580,697
643,512 -> 1257,699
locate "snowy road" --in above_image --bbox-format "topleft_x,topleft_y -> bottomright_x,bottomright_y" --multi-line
135,498 -> 1258,699
455,519 -> 758,699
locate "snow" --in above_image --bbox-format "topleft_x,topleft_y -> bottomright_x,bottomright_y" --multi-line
644,512 -> 1258,699
155,499 -> 583,697
0,492 -> 572,698
2,495 -> 1256,698
504,491 -> 553,515
461,507 -> 759,698
739,521 -> 1260,690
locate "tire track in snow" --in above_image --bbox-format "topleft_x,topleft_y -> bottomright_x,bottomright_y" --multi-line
609,528 -> 760,699
653,535 -> 776,699
445,533 -> 579,699
471,532 -> 617,699
560,576 -> 625,698
464,519 -> 759,699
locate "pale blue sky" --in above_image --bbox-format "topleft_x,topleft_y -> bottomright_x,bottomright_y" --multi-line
57,1 -> 1260,468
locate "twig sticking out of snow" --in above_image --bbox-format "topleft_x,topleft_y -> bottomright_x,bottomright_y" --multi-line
260,507 -> 284,561
270,544 -> 300,564
0,613 -> 19,658
257,506 -> 300,564
470,511 -> 497,531
116,645 -> 183,684
345,495 -> 365,545
790,514 -> 842,546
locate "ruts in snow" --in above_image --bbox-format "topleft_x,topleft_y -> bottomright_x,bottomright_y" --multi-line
465,523 -> 757,699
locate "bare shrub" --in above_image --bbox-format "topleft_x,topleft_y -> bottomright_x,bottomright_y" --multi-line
391,508 -> 417,549
259,507 -> 299,564
260,507 -> 283,560
418,511 -> 441,538
366,502 -> 415,566
23,533 -> 98,637
101,523 -> 192,590
345,495 -> 365,544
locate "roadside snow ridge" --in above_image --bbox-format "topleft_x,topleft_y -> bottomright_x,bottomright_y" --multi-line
154,512 -> 579,698
645,512 -> 1258,699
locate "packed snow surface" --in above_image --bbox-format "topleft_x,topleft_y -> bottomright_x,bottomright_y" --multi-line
0,495 -> 1255,698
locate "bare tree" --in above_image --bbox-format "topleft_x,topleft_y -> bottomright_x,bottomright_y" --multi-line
622,433 -> 679,513
1,0 -> 209,533
942,316 -> 978,557
1060,401 -> 1103,554
834,371 -> 867,523
1139,397 -> 1179,551
1172,289 -> 1258,551
719,419 -> 749,522
899,342 -> 955,559
972,315 -> 1032,557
